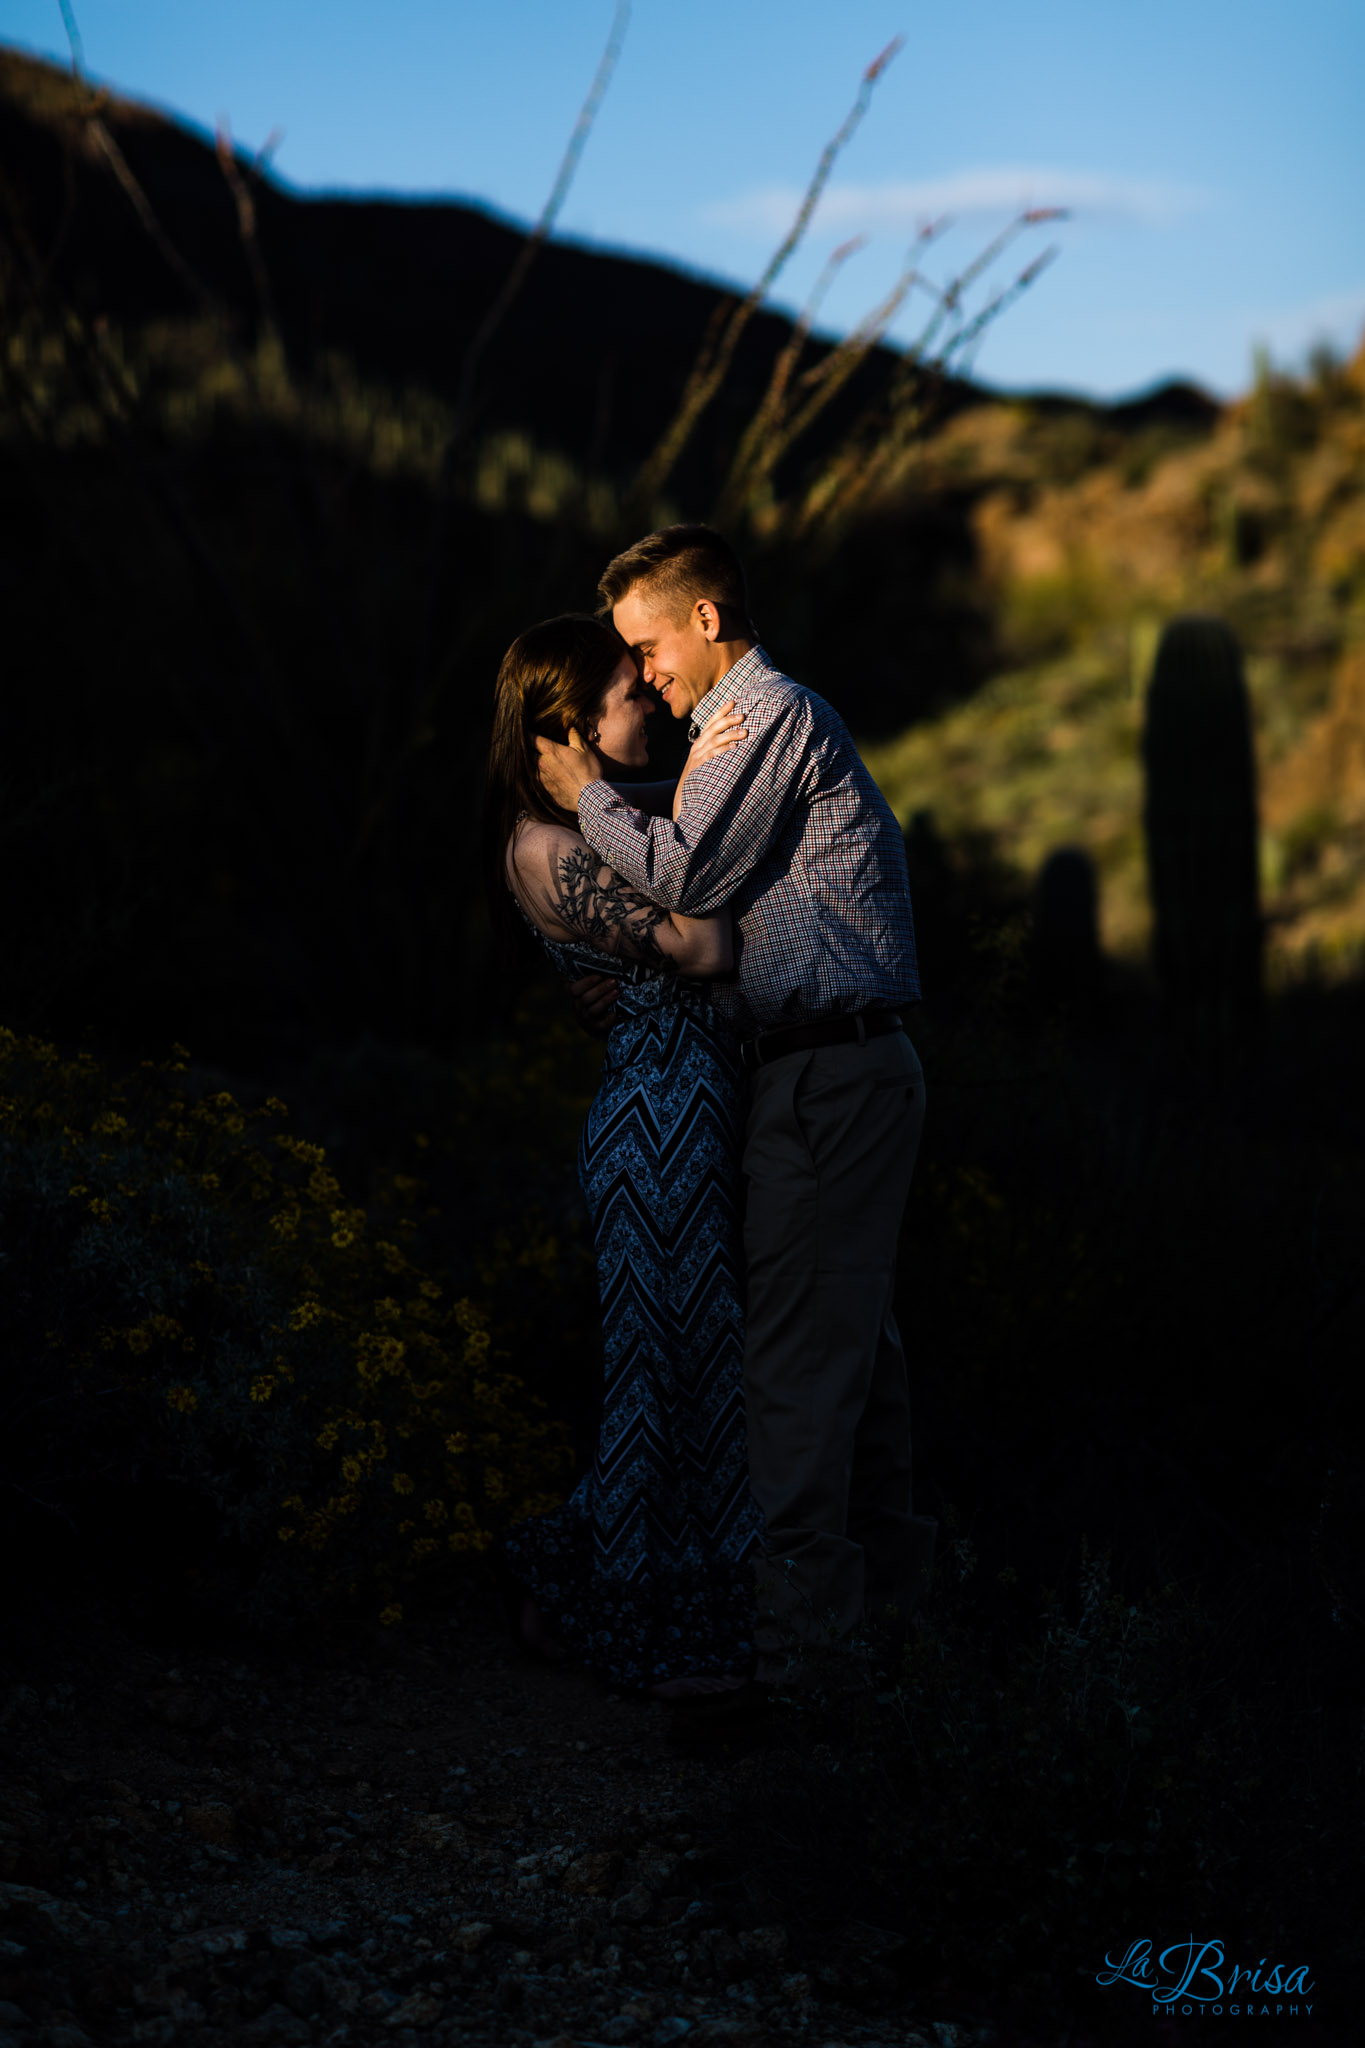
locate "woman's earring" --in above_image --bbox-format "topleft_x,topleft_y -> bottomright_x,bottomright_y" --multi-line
587,730 -> 600,745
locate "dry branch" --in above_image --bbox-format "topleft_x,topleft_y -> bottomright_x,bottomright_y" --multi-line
625,38 -> 903,521
216,120 -> 280,348
450,0 -> 632,439
59,0 -> 215,312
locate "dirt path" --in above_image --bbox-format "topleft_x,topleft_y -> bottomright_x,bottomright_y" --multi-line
0,1596 -> 989,2048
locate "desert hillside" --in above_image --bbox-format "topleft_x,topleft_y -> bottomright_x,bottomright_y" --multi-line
864,345 -> 1365,975
2,40 -> 1363,1038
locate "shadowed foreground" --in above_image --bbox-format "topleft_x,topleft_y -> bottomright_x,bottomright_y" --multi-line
5,1596 -> 1007,2048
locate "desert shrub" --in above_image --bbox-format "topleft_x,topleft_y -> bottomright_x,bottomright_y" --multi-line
0,1024 -> 572,1624
728,1528 -> 1346,2036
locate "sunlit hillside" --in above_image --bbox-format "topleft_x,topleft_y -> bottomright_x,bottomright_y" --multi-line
863,343 -> 1365,979
4,36 -> 1364,1034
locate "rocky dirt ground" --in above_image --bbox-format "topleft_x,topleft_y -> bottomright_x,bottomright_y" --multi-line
0,1594 -> 994,2048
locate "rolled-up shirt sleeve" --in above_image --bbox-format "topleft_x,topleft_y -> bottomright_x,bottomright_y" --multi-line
577,694 -> 810,916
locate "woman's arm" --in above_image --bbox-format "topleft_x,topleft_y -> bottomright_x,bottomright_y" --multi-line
509,824 -> 732,977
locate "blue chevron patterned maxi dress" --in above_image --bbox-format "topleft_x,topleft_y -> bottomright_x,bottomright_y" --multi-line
503,930 -> 762,1690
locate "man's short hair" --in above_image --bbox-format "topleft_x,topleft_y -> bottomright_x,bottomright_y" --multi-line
597,524 -> 750,626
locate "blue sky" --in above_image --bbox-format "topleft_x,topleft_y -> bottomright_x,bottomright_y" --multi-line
7,0 -> 1363,399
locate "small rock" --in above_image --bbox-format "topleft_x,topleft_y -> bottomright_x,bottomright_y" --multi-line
245,2002 -> 312,2043
405,1814 -> 469,1858
841,1919 -> 906,1960
360,1989 -> 402,2017
610,1885 -> 654,1925
561,1849 -> 622,1895
143,1688 -> 217,1732
0,1943 -> 22,1961
128,2020 -> 177,2046
196,1926 -> 251,1958
0,1882 -> 55,1914
449,1921 -> 492,1954
308,1919 -> 350,1945
283,1960 -> 334,2018
0,1886 -> 90,1945
597,2019 -> 641,2045
384,1992 -> 443,2027
269,1928 -> 312,1951
710,1934 -> 747,1984
652,2021 -> 693,2046
183,1803 -> 236,1846
48,2027 -> 91,2048
0,2007 -> 25,2029
740,1925 -> 787,1961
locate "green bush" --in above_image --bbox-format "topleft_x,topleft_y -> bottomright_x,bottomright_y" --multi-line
0,1023 -> 572,1624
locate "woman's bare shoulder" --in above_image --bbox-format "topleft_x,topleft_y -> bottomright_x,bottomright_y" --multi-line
509,817 -> 585,861
506,819 -> 591,936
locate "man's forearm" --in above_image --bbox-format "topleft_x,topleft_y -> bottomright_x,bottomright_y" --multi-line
577,784 -> 729,915
603,780 -> 677,817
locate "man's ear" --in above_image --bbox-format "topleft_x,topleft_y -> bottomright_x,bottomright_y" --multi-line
695,599 -> 721,643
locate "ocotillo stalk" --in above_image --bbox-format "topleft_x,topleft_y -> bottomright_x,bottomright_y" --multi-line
1141,616 -> 1262,1051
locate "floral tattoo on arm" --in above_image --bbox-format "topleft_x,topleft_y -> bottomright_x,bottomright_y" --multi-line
552,846 -> 674,966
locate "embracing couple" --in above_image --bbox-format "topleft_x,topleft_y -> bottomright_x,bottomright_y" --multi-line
481,524 -> 933,1727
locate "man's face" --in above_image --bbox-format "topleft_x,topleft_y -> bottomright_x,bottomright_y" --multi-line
611,585 -> 717,721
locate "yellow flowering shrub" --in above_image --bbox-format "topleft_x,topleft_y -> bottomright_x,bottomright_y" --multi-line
0,1023 -> 573,1622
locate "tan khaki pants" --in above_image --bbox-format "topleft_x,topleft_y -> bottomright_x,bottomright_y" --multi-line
741,1029 -> 933,1681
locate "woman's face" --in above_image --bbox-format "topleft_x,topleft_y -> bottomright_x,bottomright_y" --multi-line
588,654 -> 655,772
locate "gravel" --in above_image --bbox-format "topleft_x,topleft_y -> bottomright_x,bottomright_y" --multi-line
0,1597 -> 992,2048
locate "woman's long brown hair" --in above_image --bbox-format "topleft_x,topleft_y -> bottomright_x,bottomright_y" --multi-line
481,613 -> 626,955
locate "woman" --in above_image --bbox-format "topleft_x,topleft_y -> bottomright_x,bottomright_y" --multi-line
482,614 -> 758,1700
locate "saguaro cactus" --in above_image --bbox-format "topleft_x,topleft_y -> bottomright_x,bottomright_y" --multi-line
1032,846 -> 1103,1021
1141,615 -> 1262,1049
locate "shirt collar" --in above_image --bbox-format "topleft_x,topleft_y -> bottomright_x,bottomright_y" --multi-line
687,644 -> 769,739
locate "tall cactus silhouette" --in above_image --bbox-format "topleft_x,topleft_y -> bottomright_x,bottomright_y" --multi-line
1032,846 -> 1104,1023
1141,616 -> 1262,1049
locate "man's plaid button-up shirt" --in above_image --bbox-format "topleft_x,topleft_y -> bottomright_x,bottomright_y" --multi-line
575,645 -> 921,1037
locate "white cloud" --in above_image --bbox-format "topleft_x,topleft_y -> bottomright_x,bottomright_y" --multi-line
701,167 -> 1215,238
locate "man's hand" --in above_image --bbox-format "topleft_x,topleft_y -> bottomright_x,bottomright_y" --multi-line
568,971 -> 618,1039
537,727 -> 602,809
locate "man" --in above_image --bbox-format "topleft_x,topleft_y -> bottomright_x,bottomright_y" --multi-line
536,524 -> 934,1702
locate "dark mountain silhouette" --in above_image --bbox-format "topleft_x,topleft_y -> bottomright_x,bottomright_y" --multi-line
0,44 -> 1238,1059
0,45 -> 907,496
0,45 -> 1215,491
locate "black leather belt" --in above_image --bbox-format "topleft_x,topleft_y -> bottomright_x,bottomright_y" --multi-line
739,1009 -> 904,1072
